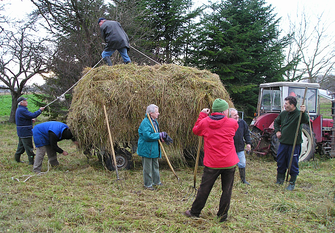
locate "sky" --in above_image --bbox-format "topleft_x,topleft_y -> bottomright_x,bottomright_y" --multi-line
2,0 -> 335,85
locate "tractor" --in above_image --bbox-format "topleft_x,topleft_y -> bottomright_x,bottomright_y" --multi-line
250,81 -> 335,162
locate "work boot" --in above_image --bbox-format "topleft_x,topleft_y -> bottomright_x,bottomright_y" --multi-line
286,175 -> 297,191
276,172 -> 285,185
103,56 -> 113,66
239,168 -> 250,185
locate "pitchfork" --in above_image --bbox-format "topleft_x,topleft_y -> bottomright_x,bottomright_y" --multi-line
182,136 -> 202,201
103,105 -> 125,188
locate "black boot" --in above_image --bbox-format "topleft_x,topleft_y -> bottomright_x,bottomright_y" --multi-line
103,56 -> 113,66
276,172 -> 285,185
286,175 -> 297,191
28,155 -> 35,165
14,153 -> 21,163
239,168 -> 250,185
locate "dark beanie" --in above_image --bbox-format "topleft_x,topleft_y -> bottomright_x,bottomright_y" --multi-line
212,98 -> 229,112
98,17 -> 106,24
62,128 -> 73,140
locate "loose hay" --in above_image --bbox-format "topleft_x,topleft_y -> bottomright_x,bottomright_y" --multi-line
67,63 -> 233,161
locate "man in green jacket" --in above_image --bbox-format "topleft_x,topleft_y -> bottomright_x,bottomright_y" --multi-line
137,104 -> 171,190
274,96 -> 308,191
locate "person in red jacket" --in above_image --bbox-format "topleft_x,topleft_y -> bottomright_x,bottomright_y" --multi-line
185,98 -> 239,222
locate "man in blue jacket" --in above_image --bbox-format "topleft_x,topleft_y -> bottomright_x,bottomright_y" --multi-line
32,121 -> 78,173
98,17 -> 131,66
137,104 -> 171,190
229,108 -> 252,185
15,97 -> 45,164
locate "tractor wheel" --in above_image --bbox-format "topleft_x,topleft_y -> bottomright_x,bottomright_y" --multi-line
270,133 -> 279,161
299,124 -> 316,162
101,147 -> 133,171
250,127 -> 263,154
270,124 -> 316,162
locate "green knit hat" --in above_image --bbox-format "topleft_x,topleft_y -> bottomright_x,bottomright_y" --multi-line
212,98 -> 229,112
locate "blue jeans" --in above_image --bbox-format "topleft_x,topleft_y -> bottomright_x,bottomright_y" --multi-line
101,47 -> 131,64
142,157 -> 160,187
277,143 -> 300,176
236,151 -> 246,168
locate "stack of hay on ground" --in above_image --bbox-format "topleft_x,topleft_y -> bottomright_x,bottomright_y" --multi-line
67,63 -> 233,163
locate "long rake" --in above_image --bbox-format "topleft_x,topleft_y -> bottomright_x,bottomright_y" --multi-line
182,136 -> 202,201
147,113 -> 181,184
103,105 -> 125,188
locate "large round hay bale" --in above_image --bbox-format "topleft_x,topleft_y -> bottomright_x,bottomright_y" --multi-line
67,64 -> 233,164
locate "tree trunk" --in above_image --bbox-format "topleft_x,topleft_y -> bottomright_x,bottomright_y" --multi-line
9,93 -> 20,123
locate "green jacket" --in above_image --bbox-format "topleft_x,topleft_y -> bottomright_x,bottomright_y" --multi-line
274,108 -> 309,145
136,115 -> 161,158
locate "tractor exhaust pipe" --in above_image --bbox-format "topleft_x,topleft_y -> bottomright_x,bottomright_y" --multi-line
331,92 -> 335,158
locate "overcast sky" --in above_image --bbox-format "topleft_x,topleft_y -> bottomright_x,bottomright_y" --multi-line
2,0 -> 335,84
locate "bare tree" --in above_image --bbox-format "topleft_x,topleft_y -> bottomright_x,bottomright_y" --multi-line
284,12 -> 335,84
0,21 -> 51,122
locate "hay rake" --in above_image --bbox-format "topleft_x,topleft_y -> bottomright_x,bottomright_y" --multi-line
103,105 -> 125,188
147,114 -> 181,185
182,136 -> 202,202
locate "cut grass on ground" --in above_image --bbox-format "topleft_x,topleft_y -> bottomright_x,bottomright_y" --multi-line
0,122 -> 334,232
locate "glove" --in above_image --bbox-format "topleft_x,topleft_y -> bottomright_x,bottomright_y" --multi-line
159,132 -> 167,141
165,135 -> 173,145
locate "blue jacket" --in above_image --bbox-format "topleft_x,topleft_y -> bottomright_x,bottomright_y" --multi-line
15,105 -> 42,138
33,121 -> 69,148
136,115 -> 161,159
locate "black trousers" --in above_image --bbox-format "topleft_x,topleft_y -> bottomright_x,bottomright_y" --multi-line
190,166 -> 235,218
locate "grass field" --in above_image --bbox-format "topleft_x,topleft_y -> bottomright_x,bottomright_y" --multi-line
0,94 -> 39,117
0,122 -> 334,232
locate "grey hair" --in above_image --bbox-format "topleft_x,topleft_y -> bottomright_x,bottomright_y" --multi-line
146,104 -> 158,114
228,108 -> 238,118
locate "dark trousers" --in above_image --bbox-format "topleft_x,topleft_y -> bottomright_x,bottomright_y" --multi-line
277,143 -> 300,176
15,137 -> 35,163
190,166 -> 235,218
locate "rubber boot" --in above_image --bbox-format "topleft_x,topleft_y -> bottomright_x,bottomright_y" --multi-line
14,153 -> 21,163
276,172 -> 285,185
239,168 -> 250,185
28,155 -> 35,165
286,175 -> 297,191
103,56 -> 113,66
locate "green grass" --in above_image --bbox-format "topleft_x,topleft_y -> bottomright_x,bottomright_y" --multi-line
0,122 -> 334,232
0,94 -> 39,116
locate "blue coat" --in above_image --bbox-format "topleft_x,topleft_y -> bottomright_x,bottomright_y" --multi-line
33,121 -> 69,148
136,115 -> 161,159
15,105 -> 42,138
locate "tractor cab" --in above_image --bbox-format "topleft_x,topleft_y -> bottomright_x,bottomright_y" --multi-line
257,82 -> 320,119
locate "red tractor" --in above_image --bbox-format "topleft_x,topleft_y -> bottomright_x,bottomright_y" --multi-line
250,82 -> 334,162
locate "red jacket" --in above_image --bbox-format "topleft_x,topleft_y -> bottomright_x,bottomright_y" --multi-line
193,112 -> 239,168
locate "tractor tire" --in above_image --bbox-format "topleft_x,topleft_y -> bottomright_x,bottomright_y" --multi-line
102,147 -> 133,171
270,133 -> 279,161
270,124 -> 316,162
299,124 -> 316,162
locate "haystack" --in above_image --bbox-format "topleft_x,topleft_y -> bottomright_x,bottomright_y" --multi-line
67,64 -> 233,160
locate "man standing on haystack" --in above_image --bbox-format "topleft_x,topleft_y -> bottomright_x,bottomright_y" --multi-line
15,97 -> 45,164
229,108 -> 252,185
185,98 -> 239,222
98,17 -> 131,66
274,96 -> 308,191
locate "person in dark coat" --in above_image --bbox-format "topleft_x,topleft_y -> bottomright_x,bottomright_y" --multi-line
229,108 -> 252,185
274,96 -> 308,191
15,97 -> 45,164
32,121 -> 78,173
98,17 -> 131,66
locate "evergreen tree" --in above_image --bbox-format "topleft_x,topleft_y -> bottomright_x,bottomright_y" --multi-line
189,0 -> 292,118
